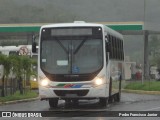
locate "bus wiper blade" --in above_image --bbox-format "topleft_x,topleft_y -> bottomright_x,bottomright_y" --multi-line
73,38 -> 87,54
56,39 -> 68,54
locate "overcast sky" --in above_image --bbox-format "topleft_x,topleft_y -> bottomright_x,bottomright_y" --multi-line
1,0 -> 160,62
11,0 -> 160,31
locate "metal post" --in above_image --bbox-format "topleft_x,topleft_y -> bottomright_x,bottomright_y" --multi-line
142,0 -> 146,84
143,30 -> 149,81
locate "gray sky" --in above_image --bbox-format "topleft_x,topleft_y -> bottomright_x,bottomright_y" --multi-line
1,0 -> 160,62
12,0 -> 160,31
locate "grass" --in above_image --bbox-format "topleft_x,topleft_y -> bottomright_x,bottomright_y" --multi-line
0,91 -> 38,103
124,80 -> 160,91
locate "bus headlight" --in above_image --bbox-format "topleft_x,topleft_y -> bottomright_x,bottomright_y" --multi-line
95,77 -> 103,86
40,78 -> 49,87
33,78 -> 37,81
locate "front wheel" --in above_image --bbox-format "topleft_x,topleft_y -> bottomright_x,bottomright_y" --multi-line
49,98 -> 58,108
99,98 -> 108,107
115,92 -> 121,102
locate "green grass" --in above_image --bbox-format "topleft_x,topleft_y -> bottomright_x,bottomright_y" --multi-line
124,81 -> 160,91
0,91 -> 38,103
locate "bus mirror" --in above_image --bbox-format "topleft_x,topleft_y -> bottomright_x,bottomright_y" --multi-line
105,35 -> 108,39
32,42 -> 37,53
32,34 -> 39,53
106,41 -> 110,52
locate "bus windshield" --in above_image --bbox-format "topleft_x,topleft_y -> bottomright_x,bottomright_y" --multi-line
40,27 -> 103,75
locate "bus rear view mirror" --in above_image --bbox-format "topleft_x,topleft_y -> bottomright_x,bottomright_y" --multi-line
105,41 -> 110,52
32,34 -> 39,53
105,35 -> 111,52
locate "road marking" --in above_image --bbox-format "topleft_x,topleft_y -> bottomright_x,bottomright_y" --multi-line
142,106 -> 160,111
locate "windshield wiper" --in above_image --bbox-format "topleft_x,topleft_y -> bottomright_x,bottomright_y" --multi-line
55,38 -> 68,54
73,38 -> 87,54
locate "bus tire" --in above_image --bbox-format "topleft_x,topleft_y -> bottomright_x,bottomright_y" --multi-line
49,98 -> 58,108
65,99 -> 72,107
99,98 -> 108,107
108,96 -> 115,103
116,92 -> 121,102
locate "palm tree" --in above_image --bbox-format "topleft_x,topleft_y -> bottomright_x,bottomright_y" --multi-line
0,54 -> 11,97
0,54 -> 34,96
20,56 -> 32,94
8,55 -> 20,95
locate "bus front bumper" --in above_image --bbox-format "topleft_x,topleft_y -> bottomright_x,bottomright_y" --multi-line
39,83 -> 109,100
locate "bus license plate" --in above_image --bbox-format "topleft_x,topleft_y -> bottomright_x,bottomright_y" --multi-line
66,94 -> 77,97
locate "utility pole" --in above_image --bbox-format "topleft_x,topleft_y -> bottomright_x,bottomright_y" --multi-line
143,0 -> 149,83
142,0 -> 145,84
143,30 -> 149,80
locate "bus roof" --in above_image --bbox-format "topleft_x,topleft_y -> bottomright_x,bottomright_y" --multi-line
41,21 -> 104,29
41,21 -> 123,39
104,25 -> 123,40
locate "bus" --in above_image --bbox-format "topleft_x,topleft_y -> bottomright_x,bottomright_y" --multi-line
0,45 -> 38,89
32,21 -> 124,108
0,45 -> 36,56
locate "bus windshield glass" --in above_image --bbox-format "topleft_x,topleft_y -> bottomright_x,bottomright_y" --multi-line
40,27 -> 103,74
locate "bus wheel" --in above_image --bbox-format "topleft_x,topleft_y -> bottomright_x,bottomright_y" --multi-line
65,99 -> 72,107
49,98 -> 58,108
99,98 -> 108,107
108,96 -> 115,103
115,93 -> 120,102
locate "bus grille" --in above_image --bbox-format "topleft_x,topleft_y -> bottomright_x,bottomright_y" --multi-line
54,90 -> 89,97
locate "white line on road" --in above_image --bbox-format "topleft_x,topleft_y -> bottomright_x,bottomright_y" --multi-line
142,106 -> 160,111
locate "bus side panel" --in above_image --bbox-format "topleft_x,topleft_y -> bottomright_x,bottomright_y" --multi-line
110,60 -> 123,96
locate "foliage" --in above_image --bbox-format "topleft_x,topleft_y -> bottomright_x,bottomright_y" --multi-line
21,56 -> 32,74
0,91 -> 38,103
125,81 -> 160,91
0,54 -> 37,96
0,54 -> 11,76
149,35 -> 160,68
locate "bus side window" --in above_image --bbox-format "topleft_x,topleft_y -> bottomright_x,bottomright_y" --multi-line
117,38 -> 121,60
9,51 -> 19,56
122,41 -> 124,60
120,40 -> 122,60
112,36 -> 116,59
109,35 -> 112,54
110,35 -> 113,59
105,35 -> 110,62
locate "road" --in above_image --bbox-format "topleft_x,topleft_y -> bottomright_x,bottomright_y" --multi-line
0,92 -> 160,120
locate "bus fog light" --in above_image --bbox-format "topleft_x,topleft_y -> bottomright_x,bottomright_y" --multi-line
41,78 -> 49,86
95,78 -> 103,85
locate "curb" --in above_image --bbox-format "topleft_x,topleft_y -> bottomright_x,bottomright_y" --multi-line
0,97 -> 39,106
122,89 -> 160,95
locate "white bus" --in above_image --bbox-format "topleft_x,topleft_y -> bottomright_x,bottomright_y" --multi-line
0,45 -> 36,56
32,21 -> 124,108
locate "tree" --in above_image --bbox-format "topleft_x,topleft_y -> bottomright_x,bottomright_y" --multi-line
0,54 -> 36,96
0,54 -> 6,97
0,54 -> 11,97
149,35 -> 160,67
8,55 -> 20,95
20,56 -> 32,94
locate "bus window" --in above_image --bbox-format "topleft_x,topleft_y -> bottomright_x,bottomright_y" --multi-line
9,51 -> 19,56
